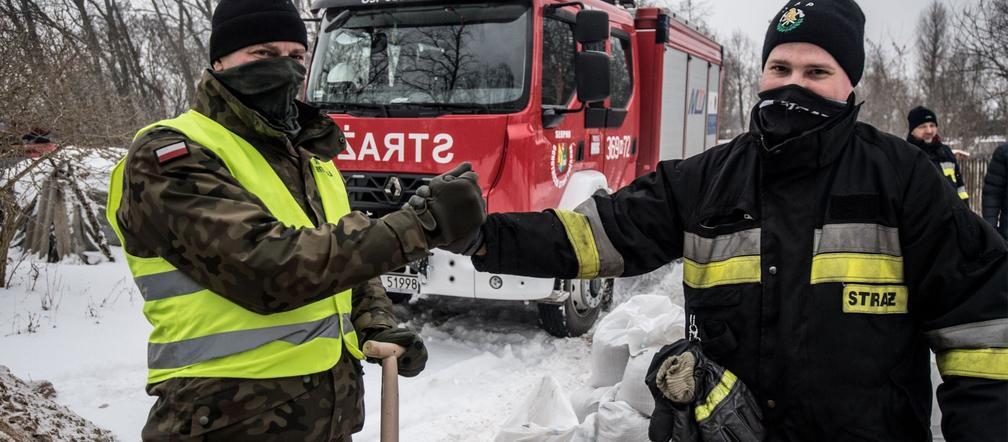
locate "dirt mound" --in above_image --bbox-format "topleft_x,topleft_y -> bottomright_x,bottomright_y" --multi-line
0,366 -> 115,442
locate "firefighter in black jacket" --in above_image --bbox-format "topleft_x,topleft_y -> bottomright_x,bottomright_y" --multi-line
907,106 -> 970,201
451,0 -> 1008,440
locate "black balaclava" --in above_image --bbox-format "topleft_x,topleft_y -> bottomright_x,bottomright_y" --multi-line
211,57 -> 307,135
755,85 -> 852,149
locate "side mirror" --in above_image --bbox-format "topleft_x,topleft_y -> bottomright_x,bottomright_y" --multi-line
574,10 -> 609,43
575,50 -> 610,103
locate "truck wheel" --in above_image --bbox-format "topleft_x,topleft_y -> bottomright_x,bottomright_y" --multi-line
538,278 -> 613,338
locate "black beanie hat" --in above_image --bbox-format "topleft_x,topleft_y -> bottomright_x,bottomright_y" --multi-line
761,0 -> 866,86
907,106 -> 939,130
209,0 -> 308,62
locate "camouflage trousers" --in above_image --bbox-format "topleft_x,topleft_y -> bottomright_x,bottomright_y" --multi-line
141,353 -> 365,441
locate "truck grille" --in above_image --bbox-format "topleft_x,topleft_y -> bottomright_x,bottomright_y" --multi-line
341,172 -> 433,217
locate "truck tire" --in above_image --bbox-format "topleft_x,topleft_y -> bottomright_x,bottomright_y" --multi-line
538,278 -> 613,337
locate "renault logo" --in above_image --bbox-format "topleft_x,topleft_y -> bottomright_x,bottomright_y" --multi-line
383,176 -> 404,202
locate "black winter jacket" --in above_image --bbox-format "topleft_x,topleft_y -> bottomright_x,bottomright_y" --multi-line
474,106 -> 1008,441
983,143 -> 1008,239
907,136 -> 969,201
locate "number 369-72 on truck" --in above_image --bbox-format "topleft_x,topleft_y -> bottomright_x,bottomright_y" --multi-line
306,0 -> 723,337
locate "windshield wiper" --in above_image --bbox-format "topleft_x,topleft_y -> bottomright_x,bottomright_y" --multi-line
319,102 -> 390,117
410,102 -> 493,114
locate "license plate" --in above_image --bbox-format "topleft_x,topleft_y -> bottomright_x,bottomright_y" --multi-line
382,273 -> 420,294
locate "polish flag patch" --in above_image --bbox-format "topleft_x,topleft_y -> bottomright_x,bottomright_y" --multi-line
155,142 -> 190,164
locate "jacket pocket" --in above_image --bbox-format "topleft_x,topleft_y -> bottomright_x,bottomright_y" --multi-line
188,373 -> 321,436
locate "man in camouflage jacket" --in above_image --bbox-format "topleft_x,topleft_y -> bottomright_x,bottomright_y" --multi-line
110,0 -> 485,440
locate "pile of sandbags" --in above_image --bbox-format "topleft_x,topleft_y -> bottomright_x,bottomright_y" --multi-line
496,295 -> 685,441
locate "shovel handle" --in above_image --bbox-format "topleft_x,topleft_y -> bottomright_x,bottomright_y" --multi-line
363,340 -> 406,359
363,341 -> 406,442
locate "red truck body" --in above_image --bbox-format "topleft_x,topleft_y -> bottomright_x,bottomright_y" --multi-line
307,0 -> 722,335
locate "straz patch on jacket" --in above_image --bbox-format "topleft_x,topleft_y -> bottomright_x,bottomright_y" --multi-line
843,284 -> 908,314
155,141 -> 190,164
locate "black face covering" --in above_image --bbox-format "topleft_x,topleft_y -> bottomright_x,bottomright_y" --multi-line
211,57 -> 306,135
755,84 -> 851,149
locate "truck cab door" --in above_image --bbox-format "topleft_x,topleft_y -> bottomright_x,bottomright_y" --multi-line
600,27 -> 639,190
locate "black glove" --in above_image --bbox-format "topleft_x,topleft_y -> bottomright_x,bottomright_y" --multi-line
646,339 -> 764,442
363,327 -> 428,378
407,162 -> 486,253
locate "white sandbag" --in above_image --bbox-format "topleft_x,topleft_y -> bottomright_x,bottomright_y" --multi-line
595,400 -> 650,442
589,295 -> 686,387
495,375 -> 580,442
570,385 -> 618,422
570,411 -> 598,442
615,348 -> 659,417
588,338 -> 631,387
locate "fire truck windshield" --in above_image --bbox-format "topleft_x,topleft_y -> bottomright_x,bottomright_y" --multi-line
307,2 -> 531,116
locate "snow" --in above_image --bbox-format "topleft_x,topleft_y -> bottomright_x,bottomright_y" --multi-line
0,246 -> 683,441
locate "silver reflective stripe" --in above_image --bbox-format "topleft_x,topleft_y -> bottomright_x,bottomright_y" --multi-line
341,312 -> 354,335
684,228 -> 761,264
940,162 -> 956,171
135,271 -> 204,301
925,318 -> 1008,352
813,224 -> 901,256
149,313 -> 343,369
957,186 -> 968,193
574,197 -> 625,278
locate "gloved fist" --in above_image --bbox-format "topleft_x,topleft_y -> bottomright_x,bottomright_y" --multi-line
363,327 -> 428,378
646,339 -> 764,442
407,162 -> 486,254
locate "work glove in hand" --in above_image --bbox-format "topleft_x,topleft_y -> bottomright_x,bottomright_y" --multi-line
646,339 -> 765,442
363,327 -> 428,378
406,162 -> 486,254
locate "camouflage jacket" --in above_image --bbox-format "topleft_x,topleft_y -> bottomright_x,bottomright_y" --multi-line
117,70 -> 429,440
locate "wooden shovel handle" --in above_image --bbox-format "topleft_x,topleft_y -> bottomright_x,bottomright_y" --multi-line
363,340 -> 406,359
362,340 -> 406,442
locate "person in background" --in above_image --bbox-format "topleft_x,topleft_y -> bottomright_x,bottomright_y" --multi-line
907,105 -> 970,201
983,142 -> 1008,239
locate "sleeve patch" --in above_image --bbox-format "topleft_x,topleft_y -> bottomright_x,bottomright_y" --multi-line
155,142 -> 190,164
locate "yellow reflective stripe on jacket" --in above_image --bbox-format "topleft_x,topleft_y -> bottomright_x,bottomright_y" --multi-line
683,256 -> 762,289
811,224 -> 904,284
554,210 -> 601,280
810,253 -> 904,284
939,162 -> 955,179
936,348 -> 1008,380
958,187 -> 969,200
695,369 -> 738,422
682,229 -> 761,289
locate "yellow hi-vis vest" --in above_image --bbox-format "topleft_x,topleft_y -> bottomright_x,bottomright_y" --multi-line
106,109 -> 364,384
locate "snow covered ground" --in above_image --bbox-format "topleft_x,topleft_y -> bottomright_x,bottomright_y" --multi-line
0,248 -> 683,441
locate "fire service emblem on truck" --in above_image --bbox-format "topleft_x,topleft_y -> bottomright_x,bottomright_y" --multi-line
551,143 -> 575,188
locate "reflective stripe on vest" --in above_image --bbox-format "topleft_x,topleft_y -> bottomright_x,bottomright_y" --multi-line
810,223 -> 904,284
106,110 -> 363,384
683,229 -> 762,289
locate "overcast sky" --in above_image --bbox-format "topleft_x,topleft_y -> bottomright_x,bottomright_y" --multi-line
704,0 -> 971,53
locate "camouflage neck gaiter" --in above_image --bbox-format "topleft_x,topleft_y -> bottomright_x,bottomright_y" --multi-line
211,57 -> 306,135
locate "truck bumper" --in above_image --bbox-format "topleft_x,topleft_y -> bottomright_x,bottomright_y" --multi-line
407,249 -> 561,302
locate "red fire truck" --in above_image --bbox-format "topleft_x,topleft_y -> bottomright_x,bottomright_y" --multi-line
307,0 -> 722,336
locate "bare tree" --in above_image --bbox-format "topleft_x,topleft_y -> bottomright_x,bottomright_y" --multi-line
916,1 -> 949,100
857,40 -> 918,136
719,30 -> 760,139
